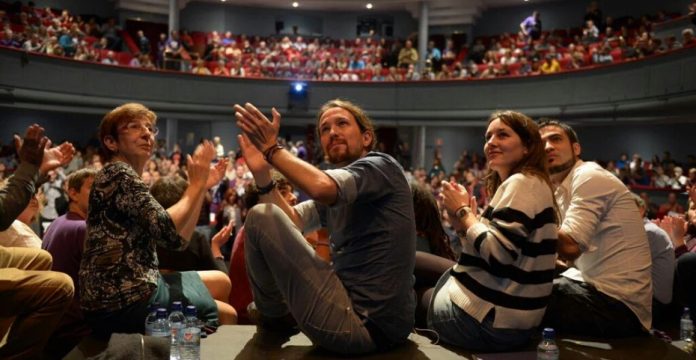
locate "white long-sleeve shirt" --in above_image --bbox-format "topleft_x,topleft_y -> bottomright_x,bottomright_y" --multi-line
557,160 -> 652,330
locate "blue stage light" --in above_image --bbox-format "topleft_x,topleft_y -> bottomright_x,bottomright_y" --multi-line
291,82 -> 306,93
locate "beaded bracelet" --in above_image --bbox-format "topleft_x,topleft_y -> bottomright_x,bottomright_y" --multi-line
263,143 -> 284,163
256,179 -> 276,195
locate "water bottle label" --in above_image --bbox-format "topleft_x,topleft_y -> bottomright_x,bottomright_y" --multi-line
183,327 -> 201,342
151,330 -> 170,337
537,344 -> 559,360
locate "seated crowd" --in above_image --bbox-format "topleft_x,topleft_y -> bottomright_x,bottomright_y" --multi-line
1,1 -> 695,81
0,97 -> 695,358
1,1 -> 696,358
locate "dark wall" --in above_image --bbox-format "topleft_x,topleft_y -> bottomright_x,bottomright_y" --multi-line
573,122 -> 696,164
421,122 -> 696,174
179,3 -> 417,39
32,0 -> 116,19
118,10 -> 169,26
416,121 -> 695,172
0,108 -> 102,149
473,0 -> 692,37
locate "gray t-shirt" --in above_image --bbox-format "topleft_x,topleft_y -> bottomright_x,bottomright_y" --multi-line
643,218 -> 675,305
295,152 -> 416,346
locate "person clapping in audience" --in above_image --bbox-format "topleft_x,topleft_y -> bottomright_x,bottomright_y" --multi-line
1,124 -> 76,359
428,111 -> 558,351
79,103 -> 237,341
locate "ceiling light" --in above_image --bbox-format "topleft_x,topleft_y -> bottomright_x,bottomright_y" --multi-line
366,3 -> 373,9
292,2 -> 299,7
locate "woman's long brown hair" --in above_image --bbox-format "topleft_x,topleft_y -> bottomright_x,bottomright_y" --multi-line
484,110 -> 559,224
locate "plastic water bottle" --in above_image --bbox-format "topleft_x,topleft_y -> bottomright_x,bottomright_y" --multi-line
169,302 -> 186,360
144,302 -> 161,336
537,328 -> 559,360
144,303 -> 158,336
180,305 -> 201,360
150,308 -> 170,339
682,307 -> 694,340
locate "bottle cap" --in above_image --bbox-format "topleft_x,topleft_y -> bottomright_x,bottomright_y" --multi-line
156,308 -> 168,318
172,301 -> 183,311
542,327 -> 556,339
185,305 -> 197,317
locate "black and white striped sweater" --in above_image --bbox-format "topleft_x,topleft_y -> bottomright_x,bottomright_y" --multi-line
448,172 -> 557,330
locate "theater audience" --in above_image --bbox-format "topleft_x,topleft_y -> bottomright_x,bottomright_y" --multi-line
410,181 -> 458,327
520,11 -> 542,44
592,45 -> 614,64
100,18 -> 121,51
582,19 -> 600,44
631,194 -> 674,325
136,30 -> 150,56
226,173 -> 302,324
411,183 -> 456,259
539,119 -> 652,337
0,124 -> 75,360
100,50 -> 117,65
234,99 -> 415,354
1,3 -> 696,354
397,39 -> 418,68
658,190 -> 696,258
540,54 -> 561,73
0,191 -> 41,248
0,3 -> 689,82
0,29 -> 21,48
192,58 -> 212,75
658,192 -> 685,217
428,111 -> 557,351
659,188 -> 696,322
41,168 -> 96,358
683,28 -> 695,47
150,175 -> 228,274
79,103 -> 237,341
39,169 -> 65,234
584,1 -> 603,31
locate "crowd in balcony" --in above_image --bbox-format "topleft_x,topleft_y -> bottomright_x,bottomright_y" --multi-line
1,0 -> 695,81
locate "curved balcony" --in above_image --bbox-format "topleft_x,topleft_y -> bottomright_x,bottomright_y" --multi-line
1,46 -> 695,126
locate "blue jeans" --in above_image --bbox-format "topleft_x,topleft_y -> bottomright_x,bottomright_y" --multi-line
244,204 -> 376,355
427,273 -> 534,351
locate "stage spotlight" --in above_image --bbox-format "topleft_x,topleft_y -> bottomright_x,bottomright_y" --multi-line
291,82 -> 306,93
288,82 -> 309,111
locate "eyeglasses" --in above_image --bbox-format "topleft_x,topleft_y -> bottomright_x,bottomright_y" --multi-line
120,122 -> 159,136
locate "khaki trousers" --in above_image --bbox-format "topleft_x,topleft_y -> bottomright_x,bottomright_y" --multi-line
0,247 -> 74,359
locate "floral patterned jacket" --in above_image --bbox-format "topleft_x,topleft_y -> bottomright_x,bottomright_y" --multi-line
79,161 -> 186,312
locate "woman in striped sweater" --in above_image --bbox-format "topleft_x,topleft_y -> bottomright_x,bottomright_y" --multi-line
427,111 -> 558,351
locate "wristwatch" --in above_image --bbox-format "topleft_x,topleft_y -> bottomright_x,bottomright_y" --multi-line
455,205 -> 472,219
